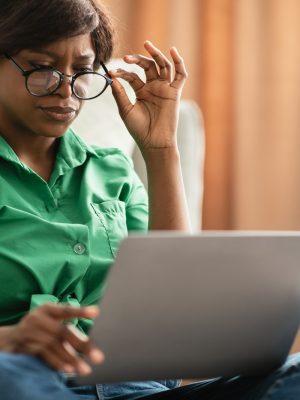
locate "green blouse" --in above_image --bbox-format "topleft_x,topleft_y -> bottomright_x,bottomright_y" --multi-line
0,129 -> 148,333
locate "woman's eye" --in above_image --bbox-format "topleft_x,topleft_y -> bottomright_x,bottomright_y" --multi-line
76,67 -> 94,72
28,62 -> 93,72
30,62 -> 52,69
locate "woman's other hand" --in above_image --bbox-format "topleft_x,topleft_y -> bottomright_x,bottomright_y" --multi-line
3,304 -> 104,375
110,41 -> 188,155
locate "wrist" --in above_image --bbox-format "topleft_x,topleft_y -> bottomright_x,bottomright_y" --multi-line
141,146 -> 180,167
0,326 -> 16,351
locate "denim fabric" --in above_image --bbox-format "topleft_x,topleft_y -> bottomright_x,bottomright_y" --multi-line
95,380 -> 181,400
1,352 -> 300,399
66,383 -> 99,400
0,352 -> 76,400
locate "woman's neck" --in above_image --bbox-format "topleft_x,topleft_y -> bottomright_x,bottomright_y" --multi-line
0,127 -> 59,183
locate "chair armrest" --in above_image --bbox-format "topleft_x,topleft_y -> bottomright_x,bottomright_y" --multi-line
132,100 -> 205,231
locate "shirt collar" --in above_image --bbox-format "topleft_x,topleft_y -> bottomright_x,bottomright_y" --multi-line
48,128 -> 99,186
0,135 -> 21,165
54,127 -> 98,170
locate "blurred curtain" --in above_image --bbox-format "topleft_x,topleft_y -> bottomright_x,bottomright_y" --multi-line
102,0 -> 200,104
102,0 -> 300,231
199,0 -> 234,229
201,0 -> 300,230
233,0 -> 300,230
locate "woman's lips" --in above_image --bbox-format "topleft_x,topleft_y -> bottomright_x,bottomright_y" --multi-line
40,107 -> 77,122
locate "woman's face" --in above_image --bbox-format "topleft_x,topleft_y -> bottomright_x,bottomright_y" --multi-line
0,33 -> 95,138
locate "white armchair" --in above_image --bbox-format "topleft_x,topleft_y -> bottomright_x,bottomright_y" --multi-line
72,59 -> 205,231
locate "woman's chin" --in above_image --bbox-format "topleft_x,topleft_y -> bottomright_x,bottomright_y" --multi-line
32,121 -> 74,138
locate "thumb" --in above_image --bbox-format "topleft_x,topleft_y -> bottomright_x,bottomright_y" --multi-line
110,76 -> 134,118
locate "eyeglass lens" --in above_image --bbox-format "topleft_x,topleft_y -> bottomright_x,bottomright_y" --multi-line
26,70 -> 108,99
73,73 -> 108,99
27,70 -> 60,96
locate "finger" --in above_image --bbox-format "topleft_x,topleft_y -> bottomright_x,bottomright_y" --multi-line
14,306 -> 98,352
16,321 -> 78,357
62,325 -> 104,363
13,340 -> 40,355
170,47 -> 188,90
39,347 -> 72,373
144,40 -> 172,82
49,340 -> 94,375
123,54 -> 159,82
110,69 -> 144,92
110,77 -> 134,118
12,331 -> 55,354
62,340 -> 103,369
60,325 -> 104,374
30,311 -> 65,337
60,324 -> 96,358
36,337 -> 80,373
24,325 -> 103,374
14,315 -> 62,351
49,339 -> 79,370
41,346 -> 92,376
38,304 -> 99,321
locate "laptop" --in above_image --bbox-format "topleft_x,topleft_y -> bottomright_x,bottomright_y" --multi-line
78,231 -> 300,384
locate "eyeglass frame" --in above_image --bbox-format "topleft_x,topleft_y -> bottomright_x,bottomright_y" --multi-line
4,53 -> 113,100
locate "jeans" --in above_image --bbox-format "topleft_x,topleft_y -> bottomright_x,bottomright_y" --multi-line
0,352 -> 300,399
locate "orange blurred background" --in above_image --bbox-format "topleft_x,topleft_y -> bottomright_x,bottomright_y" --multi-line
102,0 -> 300,233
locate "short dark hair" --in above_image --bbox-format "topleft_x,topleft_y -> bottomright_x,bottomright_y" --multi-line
0,0 -> 115,69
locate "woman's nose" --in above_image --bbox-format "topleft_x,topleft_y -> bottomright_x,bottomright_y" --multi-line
56,74 -> 73,98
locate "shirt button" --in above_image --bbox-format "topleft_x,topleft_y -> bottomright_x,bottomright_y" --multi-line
73,243 -> 86,255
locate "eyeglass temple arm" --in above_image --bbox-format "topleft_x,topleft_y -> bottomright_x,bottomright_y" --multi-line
4,54 -> 26,74
100,62 -> 112,80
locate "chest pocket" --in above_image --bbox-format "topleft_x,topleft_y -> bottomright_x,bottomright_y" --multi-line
91,200 -> 128,258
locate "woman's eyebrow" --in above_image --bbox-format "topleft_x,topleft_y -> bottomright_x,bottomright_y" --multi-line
27,49 -> 95,61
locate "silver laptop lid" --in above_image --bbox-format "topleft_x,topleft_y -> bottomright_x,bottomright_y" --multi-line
79,232 -> 300,384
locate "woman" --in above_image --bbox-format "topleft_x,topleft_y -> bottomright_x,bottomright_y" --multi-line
0,1 -> 299,399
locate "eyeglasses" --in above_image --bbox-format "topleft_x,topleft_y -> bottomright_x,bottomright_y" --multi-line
5,54 -> 113,100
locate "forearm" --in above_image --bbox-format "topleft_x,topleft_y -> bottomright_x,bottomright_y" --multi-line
143,147 -> 191,231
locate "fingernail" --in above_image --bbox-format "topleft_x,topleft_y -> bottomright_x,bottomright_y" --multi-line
63,364 -> 75,373
125,55 -> 137,59
89,348 -> 104,363
85,306 -> 99,315
79,362 -> 92,376
110,69 -> 123,75
86,305 -> 98,310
